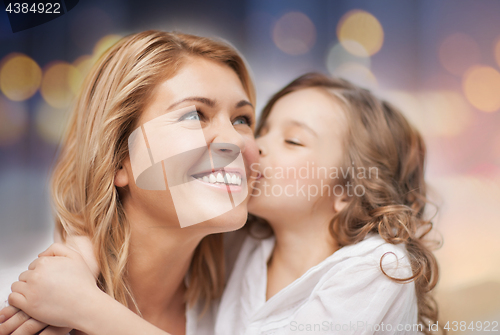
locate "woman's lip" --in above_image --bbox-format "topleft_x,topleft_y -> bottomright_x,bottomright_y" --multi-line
192,177 -> 243,193
190,167 -> 245,178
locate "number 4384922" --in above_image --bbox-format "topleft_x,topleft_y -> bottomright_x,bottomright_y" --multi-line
443,320 -> 498,332
5,2 -> 61,14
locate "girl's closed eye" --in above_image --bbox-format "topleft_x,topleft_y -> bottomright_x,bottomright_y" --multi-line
285,138 -> 303,146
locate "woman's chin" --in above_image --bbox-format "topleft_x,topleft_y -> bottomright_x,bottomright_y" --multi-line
190,205 -> 248,233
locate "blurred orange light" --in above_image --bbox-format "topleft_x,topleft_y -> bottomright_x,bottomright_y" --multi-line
41,62 -> 79,109
462,66 -> 500,112
337,10 -> 384,57
272,12 -> 316,55
439,33 -> 481,76
0,53 -> 42,101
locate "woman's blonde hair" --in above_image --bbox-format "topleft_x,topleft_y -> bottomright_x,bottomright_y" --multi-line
51,30 -> 255,312
253,73 -> 443,334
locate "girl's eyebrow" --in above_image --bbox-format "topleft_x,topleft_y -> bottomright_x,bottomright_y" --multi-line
286,120 -> 318,137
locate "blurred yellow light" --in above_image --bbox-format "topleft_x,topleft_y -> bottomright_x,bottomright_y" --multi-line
337,10 -> 384,57
93,34 -> 122,58
0,95 -> 28,146
41,62 -> 79,109
272,12 -> 316,55
35,100 -> 69,144
0,53 -> 42,101
333,62 -> 377,89
495,38 -> 500,68
326,42 -> 370,76
439,33 -> 481,76
463,66 -> 500,112
70,55 -> 93,95
73,55 -> 93,74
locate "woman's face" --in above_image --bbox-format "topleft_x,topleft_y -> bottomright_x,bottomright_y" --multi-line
248,87 -> 347,225
116,57 -> 259,232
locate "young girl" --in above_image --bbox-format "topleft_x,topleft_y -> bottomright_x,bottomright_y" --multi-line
1,73 -> 441,334
215,73 -> 440,334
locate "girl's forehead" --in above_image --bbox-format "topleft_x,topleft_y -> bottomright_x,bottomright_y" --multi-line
268,88 -> 347,131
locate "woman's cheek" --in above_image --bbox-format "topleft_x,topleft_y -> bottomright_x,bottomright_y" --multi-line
243,135 -> 260,172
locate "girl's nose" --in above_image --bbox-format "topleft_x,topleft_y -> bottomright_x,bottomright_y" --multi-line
256,137 -> 267,157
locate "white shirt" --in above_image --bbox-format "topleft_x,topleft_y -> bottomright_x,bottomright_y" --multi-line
215,233 -> 419,335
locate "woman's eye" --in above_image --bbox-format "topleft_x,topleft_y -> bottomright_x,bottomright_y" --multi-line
285,139 -> 303,146
233,116 -> 251,126
179,111 -> 201,121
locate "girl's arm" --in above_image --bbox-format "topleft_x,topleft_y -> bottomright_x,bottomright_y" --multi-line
0,234 -> 100,335
6,244 -> 173,335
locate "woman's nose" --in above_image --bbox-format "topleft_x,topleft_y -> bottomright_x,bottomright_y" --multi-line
206,119 -> 246,154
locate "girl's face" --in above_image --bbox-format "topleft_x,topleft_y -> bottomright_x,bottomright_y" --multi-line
116,57 -> 259,232
248,87 -> 347,225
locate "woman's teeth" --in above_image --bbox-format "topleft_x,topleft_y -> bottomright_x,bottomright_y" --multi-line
197,172 -> 242,186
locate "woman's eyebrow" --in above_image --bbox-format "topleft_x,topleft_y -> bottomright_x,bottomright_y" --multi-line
236,100 -> 253,109
167,96 -> 217,110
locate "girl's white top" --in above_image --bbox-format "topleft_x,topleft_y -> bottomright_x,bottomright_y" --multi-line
214,233 -> 419,335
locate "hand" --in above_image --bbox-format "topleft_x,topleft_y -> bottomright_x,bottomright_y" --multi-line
0,306 -> 71,335
7,243 -> 101,330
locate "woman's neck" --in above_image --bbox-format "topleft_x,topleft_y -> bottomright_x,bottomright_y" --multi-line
266,214 -> 338,300
124,203 -> 205,334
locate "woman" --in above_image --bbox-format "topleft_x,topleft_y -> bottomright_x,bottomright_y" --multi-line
0,30 -> 259,335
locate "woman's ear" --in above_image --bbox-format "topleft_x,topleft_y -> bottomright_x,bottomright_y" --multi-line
114,165 -> 129,187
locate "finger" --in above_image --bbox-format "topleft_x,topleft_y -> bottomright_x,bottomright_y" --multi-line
0,310 -> 29,335
18,271 -> 32,283
10,318 -> 47,335
28,259 -> 40,271
0,305 -> 19,323
38,243 -> 73,258
8,293 -> 27,311
39,326 -> 72,335
11,282 -> 28,296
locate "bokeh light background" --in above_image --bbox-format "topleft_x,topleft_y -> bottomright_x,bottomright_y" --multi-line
1,0 -> 500,329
